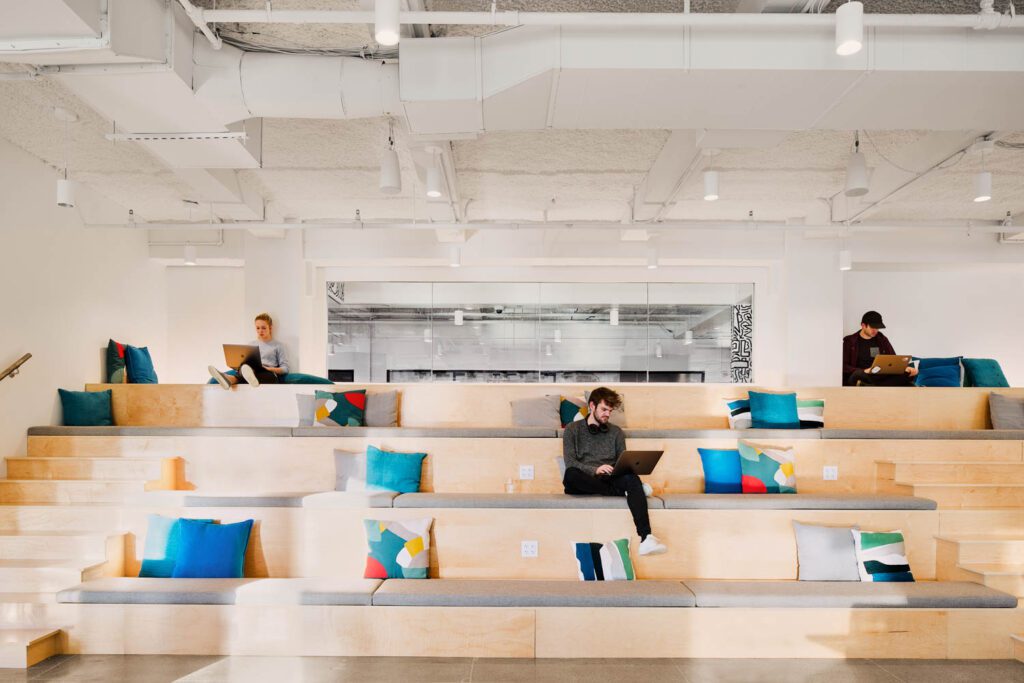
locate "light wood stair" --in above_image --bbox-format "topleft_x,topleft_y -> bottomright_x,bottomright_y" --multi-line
935,535 -> 1024,598
0,531 -> 123,561
876,460 -> 1024,486
892,482 -> 1024,508
5,457 -> 161,481
0,559 -> 116,593
0,480 -> 144,505
0,628 -> 62,669
1012,633 -> 1024,663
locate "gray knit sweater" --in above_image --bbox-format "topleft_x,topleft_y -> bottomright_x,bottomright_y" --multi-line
562,419 -> 626,476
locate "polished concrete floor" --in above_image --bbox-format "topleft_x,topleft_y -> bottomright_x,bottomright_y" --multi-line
1,656 -> 1021,682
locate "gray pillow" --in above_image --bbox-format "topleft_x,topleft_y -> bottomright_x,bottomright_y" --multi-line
990,393 -> 1024,430
793,521 -> 860,581
334,450 -> 366,491
511,395 -> 560,428
365,390 -> 399,427
295,394 -> 316,427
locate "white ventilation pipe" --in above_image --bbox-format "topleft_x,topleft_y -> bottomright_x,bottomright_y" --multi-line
195,8 -> 1024,30
193,41 -> 400,122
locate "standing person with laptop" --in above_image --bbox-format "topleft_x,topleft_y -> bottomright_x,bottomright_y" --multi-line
562,387 -> 667,556
209,313 -> 290,389
842,311 -> 918,386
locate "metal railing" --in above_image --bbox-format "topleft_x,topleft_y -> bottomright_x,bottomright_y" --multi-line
0,354 -> 31,383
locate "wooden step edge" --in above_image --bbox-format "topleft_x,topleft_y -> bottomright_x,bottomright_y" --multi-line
934,535 -> 1024,544
895,481 -> 1024,489
957,562 -> 1024,577
0,628 -> 62,669
0,479 -> 147,485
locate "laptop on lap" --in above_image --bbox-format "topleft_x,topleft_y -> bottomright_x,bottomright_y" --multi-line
223,344 -> 261,371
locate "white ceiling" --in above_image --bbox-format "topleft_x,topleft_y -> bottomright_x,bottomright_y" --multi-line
1,2 -> 1022,227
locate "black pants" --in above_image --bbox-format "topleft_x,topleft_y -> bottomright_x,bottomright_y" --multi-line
848,369 -> 914,387
238,364 -> 279,385
563,467 -> 651,539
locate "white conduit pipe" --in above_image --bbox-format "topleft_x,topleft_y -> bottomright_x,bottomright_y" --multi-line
198,9 -> 1024,30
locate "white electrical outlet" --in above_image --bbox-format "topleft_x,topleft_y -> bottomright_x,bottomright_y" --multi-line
518,464 -> 535,480
823,466 -> 839,481
521,540 -> 539,558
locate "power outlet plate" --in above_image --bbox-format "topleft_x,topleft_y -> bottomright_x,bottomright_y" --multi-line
521,540 -> 539,558
518,465 -> 535,480
823,465 -> 839,481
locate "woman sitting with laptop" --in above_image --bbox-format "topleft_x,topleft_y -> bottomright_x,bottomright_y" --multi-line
208,313 -> 289,389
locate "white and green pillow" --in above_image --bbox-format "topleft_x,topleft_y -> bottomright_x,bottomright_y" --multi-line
573,539 -> 634,581
852,529 -> 914,582
797,399 -> 825,428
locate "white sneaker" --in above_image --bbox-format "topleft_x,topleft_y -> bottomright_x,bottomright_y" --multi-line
642,483 -> 653,497
208,366 -> 231,390
638,534 -> 667,556
239,364 -> 259,387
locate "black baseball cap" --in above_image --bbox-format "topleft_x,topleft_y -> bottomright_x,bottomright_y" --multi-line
861,311 -> 885,329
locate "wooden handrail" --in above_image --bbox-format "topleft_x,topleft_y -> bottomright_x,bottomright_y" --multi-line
0,353 -> 31,382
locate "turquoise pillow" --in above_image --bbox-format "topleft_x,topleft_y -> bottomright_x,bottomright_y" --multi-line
172,519 -> 253,578
748,391 -> 800,429
139,515 -> 214,578
59,389 -> 113,426
125,345 -> 158,384
281,373 -> 334,385
697,448 -> 742,493
962,358 -> 1009,388
366,445 -> 426,493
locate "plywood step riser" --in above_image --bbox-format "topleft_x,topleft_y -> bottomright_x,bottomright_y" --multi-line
0,629 -> 62,669
0,569 -> 89,594
0,536 -> 112,561
0,481 -> 142,505
6,458 -> 161,481
895,484 -> 1024,508
970,573 -> 1024,598
0,508 -> 120,533
1013,635 -> 1024,664
890,462 -> 1024,485
957,543 -> 1024,565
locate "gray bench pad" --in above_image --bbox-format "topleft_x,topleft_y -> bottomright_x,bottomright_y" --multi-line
660,494 -> 937,510
684,580 -> 1018,609
56,578 -> 382,606
292,427 -> 558,438
373,579 -> 695,607
620,429 -> 818,439
393,493 -> 665,509
822,430 -> 1024,440
27,426 -> 293,437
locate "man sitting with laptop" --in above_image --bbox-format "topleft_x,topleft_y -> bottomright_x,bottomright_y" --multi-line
842,310 -> 918,387
209,312 -> 290,389
563,387 -> 667,556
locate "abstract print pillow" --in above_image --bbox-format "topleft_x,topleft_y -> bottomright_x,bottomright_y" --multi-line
363,518 -> 432,579
573,538 -> 634,581
314,389 -> 367,427
852,529 -> 914,582
738,440 -> 796,493
559,395 -> 588,428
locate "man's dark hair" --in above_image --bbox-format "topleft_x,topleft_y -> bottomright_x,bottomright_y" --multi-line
588,387 -> 622,411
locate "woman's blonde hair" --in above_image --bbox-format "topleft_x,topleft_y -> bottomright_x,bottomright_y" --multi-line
254,313 -> 273,327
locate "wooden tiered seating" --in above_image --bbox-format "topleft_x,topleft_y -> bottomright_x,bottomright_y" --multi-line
1,383 -> 1023,665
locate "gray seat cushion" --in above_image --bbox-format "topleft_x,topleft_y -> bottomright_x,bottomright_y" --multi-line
393,493 -> 665,509
660,494 -> 936,510
821,429 -> 1024,440
56,578 -> 382,606
302,491 -> 398,508
180,492 -> 316,508
621,429 -> 820,440
373,579 -> 695,607
291,427 -> 558,438
684,580 -> 1018,608
27,426 -> 293,437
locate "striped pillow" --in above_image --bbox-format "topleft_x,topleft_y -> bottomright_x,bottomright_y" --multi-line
724,398 -> 752,429
852,529 -> 914,582
573,539 -> 634,581
797,399 -> 825,428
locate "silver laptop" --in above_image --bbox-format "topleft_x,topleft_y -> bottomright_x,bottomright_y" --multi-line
223,344 -> 261,371
610,450 -> 664,477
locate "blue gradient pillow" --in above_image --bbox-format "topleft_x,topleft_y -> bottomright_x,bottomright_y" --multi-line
698,448 -> 742,493
139,515 -> 214,578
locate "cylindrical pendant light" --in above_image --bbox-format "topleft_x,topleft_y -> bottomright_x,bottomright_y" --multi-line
838,249 -> 852,271
835,1 -> 864,56
184,244 -> 198,266
844,133 -> 869,197
703,170 -> 719,202
974,171 -> 992,203
426,165 -> 443,198
454,309 -> 464,326
374,0 -> 400,46
610,308 -> 619,326
56,177 -> 75,208
380,146 -> 401,194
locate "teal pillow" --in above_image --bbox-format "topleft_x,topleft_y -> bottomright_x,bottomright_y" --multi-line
172,519 -> 253,579
962,358 -> 1010,388
748,391 -> 800,429
139,515 -> 214,578
125,345 -> 158,384
366,445 -> 426,493
916,365 -> 961,387
914,356 -> 961,370
697,448 -> 742,493
59,389 -> 113,426
281,373 -> 334,385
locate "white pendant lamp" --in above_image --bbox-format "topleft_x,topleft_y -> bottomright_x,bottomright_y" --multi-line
426,165 -> 443,198
655,343 -> 663,359
703,170 -> 719,202
838,249 -> 852,271
610,308 -> 619,326
54,107 -> 78,209
449,246 -> 461,268
454,309 -> 464,326
647,249 -> 658,270
374,0 -> 400,46
683,330 -> 694,345
835,1 -> 864,56
974,171 -> 992,203
545,344 -> 553,357
553,329 -> 562,343
56,177 -> 75,208
844,132 -> 869,197
380,121 -> 401,195
184,244 -> 198,266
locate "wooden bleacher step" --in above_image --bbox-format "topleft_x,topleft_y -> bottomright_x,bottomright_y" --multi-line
0,480 -> 143,505
0,505 -> 121,532
0,559 -> 114,593
1012,634 -> 1024,663
0,629 -> 62,669
876,460 -> 1024,485
5,457 -> 161,481
891,482 -> 1024,508
935,535 -> 1024,565
955,563 -> 1024,598
0,531 -> 121,561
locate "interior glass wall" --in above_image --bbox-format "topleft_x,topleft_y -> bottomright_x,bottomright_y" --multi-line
326,282 -> 754,383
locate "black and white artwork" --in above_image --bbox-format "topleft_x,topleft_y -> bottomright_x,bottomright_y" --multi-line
730,304 -> 753,383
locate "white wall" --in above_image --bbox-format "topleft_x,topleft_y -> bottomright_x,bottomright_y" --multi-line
0,139 -> 167,460
164,266 -> 246,382
844,268 -> 1024,386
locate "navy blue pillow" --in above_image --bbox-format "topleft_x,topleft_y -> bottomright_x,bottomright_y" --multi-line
125,345 -> 158,384
698,448 -> 742,493
915,356 -> 961,370
748,391 -> 800,429
916,365 -> 961,387
172,519 -> 253,578
58,389 -> 113,426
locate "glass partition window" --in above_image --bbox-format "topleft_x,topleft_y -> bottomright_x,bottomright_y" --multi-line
327,282 -> 754,383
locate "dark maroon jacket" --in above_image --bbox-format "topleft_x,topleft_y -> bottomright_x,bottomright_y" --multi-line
842,331 -> 895,385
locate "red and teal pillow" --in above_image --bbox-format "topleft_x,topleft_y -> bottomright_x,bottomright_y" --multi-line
363,517 -> 432,579
314,389 -> 367,427
106,339 -> 127,383
852,529 -> 914,582
738,440 -> 796,493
